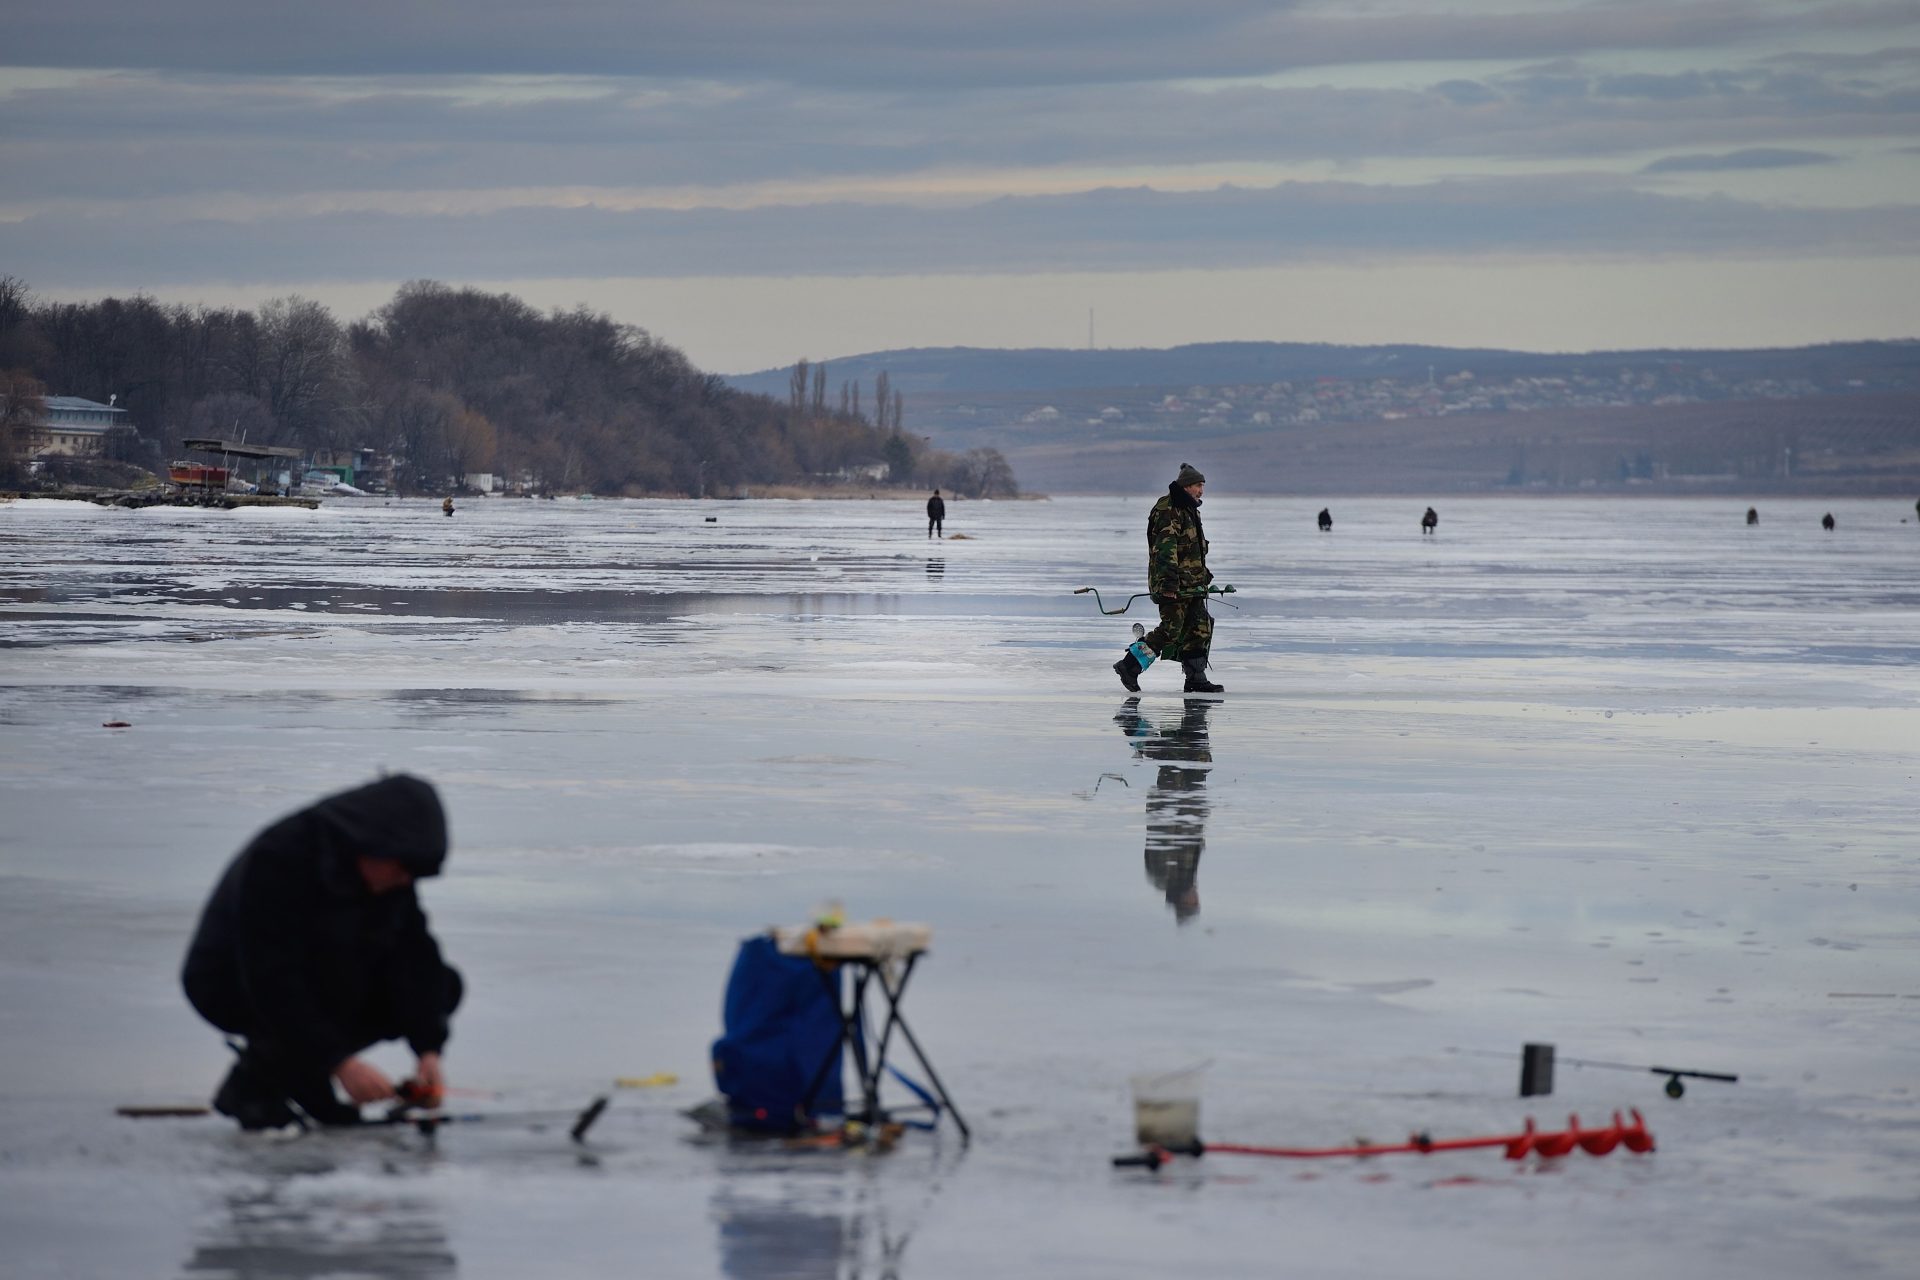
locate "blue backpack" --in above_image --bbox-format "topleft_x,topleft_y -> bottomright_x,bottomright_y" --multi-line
710,935 -> 845,1131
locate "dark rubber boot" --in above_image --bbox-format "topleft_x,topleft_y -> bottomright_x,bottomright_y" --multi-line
1113,650 -> 1143,692
285,1067 -> 363,1128
1182,656 -> 1224,694
211,1053 -> 299,1131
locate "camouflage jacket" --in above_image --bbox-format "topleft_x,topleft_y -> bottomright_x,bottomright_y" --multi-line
1146,486 -> 1212,598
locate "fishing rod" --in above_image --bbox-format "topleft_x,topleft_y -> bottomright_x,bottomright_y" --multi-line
1562,1058 -> 1737,1098
378,1093 -> 610,1141
1450,1044 -> 1739,1099
116,1093 -> 612,1142
1074,584 -> 1237,616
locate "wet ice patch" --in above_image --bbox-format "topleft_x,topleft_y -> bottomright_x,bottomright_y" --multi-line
490,842 -> 938,874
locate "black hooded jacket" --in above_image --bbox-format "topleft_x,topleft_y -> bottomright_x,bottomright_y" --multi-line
182,775 -> 455,1069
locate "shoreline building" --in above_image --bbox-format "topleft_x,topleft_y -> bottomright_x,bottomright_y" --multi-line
30,396 -> 132,459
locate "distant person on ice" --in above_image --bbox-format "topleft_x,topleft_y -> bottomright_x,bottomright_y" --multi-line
1113,462 -> 1225,695
1747,506 -> 1759,526
182,774 -> 462,1130
1421,506 -> 1438,536
1317,508 -> 1333,532
927,488 -> 946,539
442,496 -> 455,517
1822,512 -> 1836,531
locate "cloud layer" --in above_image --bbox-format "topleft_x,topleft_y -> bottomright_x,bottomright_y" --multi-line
3,0 -> 1918,357
11,179 -> 1917,289
16,2 -> 1908,84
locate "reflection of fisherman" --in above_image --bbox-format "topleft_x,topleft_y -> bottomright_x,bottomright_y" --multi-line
1113,462 -> 1224,694
182,775 -> 462,1129
442,496 -> 455,517
1115,696 -> 1214,924
926,489 -> 945,538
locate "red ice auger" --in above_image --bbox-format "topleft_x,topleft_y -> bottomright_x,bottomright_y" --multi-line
1112,1109 -> 1655,1171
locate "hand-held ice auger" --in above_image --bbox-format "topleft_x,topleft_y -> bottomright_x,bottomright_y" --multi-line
1074,584 -> 1236,616
1112,1109 -> 1655,1171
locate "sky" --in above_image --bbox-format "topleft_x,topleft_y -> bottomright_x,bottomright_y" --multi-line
5,0 -> 1920,373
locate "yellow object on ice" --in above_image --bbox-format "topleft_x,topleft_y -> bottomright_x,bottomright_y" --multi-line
613,1073 -> 680,1089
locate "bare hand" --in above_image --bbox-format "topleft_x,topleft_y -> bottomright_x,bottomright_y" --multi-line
409,1052 -> 447,1108
334,1055 -> 396,1104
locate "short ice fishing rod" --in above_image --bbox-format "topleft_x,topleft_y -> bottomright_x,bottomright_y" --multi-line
1074,584 -> 1236,616
1452,1043 -> 1740,1099
116,1093 -> 612,1142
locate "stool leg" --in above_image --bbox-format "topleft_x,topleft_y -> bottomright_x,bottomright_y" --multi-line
799,964 -> 858,1126
847,966 -> 881,1127
889,1013 -> 970,1143
869,957 -> 969,1142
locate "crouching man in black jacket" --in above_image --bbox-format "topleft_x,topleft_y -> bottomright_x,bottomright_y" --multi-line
182,774 -> 462,1129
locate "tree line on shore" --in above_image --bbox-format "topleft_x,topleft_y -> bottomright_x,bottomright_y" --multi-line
0,276 -> 1017,498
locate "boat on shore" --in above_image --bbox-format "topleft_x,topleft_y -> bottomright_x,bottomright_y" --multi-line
167,462 -> 233,489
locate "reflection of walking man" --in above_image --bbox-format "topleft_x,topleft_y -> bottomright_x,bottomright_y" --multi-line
926,489 -> 945,538
1115,697 -> 1214,924
1113,462 -> 1224,694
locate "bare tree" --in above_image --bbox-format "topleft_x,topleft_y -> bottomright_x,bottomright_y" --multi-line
0,367 -> 47,477
811,364 -> 827,417
444,406 -> 499,478
0,277 -> 47,370
186,391 -> 275,444
789,359 -> 809,415
875,371 -> 891,430
255,297 -> 356,448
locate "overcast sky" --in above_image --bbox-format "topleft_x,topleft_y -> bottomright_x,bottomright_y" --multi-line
5,0 -> 1920,372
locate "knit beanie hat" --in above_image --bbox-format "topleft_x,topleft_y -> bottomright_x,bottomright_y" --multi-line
1175,462 -> 1206,487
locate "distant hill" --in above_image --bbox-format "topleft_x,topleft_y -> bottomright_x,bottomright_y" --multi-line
724,340 -> 1920,396
726,340 -> 1920,495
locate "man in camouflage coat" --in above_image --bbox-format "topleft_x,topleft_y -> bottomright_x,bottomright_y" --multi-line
1113,462 -> 1225,694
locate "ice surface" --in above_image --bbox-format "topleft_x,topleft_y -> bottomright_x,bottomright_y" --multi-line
2,494 -> 1918,1278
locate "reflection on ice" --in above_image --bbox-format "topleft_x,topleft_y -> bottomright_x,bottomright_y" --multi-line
185,1182 -> 455,1279
1115,696 -> 1215,924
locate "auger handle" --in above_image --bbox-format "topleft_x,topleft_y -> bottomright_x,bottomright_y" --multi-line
1111,1151 -> 1164,1170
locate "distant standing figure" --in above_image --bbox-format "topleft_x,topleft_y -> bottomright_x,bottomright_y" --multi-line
1317,508 -> 1332,532
1746,506 -> 1758,526
1822,512 -> 1835,531
1420,506 -> 1438,536
442,496 -> 455,518
927,489 -> 945,539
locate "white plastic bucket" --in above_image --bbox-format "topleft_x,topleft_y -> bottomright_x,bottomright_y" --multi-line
1130,1063 -> 1207,1146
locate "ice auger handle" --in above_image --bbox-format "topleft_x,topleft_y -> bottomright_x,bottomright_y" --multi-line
1076,585 -> 1235,616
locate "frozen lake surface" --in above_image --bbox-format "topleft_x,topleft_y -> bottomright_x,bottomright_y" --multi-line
2,493 -> 1918,1279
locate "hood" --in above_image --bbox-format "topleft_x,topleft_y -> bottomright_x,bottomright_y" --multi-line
310,774 -> 448,876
